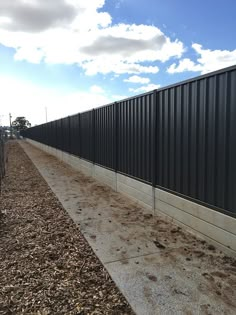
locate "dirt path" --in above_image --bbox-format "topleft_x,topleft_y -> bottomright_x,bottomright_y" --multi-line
0,141 -> 134,315
19,140 -> 236,315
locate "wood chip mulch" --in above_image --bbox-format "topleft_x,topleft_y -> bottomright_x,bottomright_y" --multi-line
0,141 -> 134,315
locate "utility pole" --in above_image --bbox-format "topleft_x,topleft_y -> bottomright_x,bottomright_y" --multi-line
45,107 -> 48,123
9,113 -> 13,139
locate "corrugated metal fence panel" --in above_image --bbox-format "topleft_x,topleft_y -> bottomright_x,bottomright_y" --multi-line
94,104 -> 116,170
61,117 -> 71,153
22,65 -> 236,216
226,69 -> 236,213
155,68 -> 236,214
41,123 -> 48,145
70,114 -> 80,157
117,92 -> 154,183
80,110 -> 94,161
47,122 -> 52,146
51,120 -> 58,149
55,119 -> 62,151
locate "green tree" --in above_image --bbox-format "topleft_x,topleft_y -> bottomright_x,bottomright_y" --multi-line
12,117 -> 31,131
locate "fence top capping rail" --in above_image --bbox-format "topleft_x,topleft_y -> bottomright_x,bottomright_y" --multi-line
27,64 -> 236,128
155,64 -> 236,92
92,64 -> 236,106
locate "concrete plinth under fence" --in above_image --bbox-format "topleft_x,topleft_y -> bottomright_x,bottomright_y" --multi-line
26,139 -> 236,257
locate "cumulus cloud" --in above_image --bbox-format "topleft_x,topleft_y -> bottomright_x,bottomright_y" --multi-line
124,75 -> 150,84
167,58 -> 202,74
192,44 -> 236,73
80,24 -> 184,63
129,83 -> 161,93
81,32 -> 166,58
0,0 -> 77,32
0,0 -> 184,75
167,44 -> 236,74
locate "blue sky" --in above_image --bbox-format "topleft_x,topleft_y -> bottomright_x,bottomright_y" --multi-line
0,0 -> 236,126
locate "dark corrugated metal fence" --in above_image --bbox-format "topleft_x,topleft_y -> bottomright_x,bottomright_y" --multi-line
117,92 -> 154,183
94,104 -> 116,170
22,65 -> 236,216
0,130 -> 6,192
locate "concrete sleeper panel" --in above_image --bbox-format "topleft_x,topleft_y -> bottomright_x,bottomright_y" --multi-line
117,181 -> 153,208
156,188 -> 236,235
117,174 -> 152,196
155,199 -> 236,253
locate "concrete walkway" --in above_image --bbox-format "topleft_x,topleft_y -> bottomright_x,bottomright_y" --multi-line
20,141 -> 236,315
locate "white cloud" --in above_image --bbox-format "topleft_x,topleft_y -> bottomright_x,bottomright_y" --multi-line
124,75 -> 150,84
167,58 -> 202,74
82,59 -> 159,75
90,85 -> 105,94
0,0 -> 109,32
0,1 -> 184,75
79,24 -> 184,65
192,44 -> 236,73
129,83 -> 161,93
0,0 -> 77,32
167,44 -> 236,74
0,75 -> 112,126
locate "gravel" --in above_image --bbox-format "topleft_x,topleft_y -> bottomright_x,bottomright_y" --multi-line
0,141 -> 134,315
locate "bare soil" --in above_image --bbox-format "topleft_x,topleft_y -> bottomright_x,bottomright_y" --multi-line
0,141 -> 134,315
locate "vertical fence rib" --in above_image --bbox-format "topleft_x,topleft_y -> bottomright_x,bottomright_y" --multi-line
114,102 -> 118,172
152,90 -> 157,187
